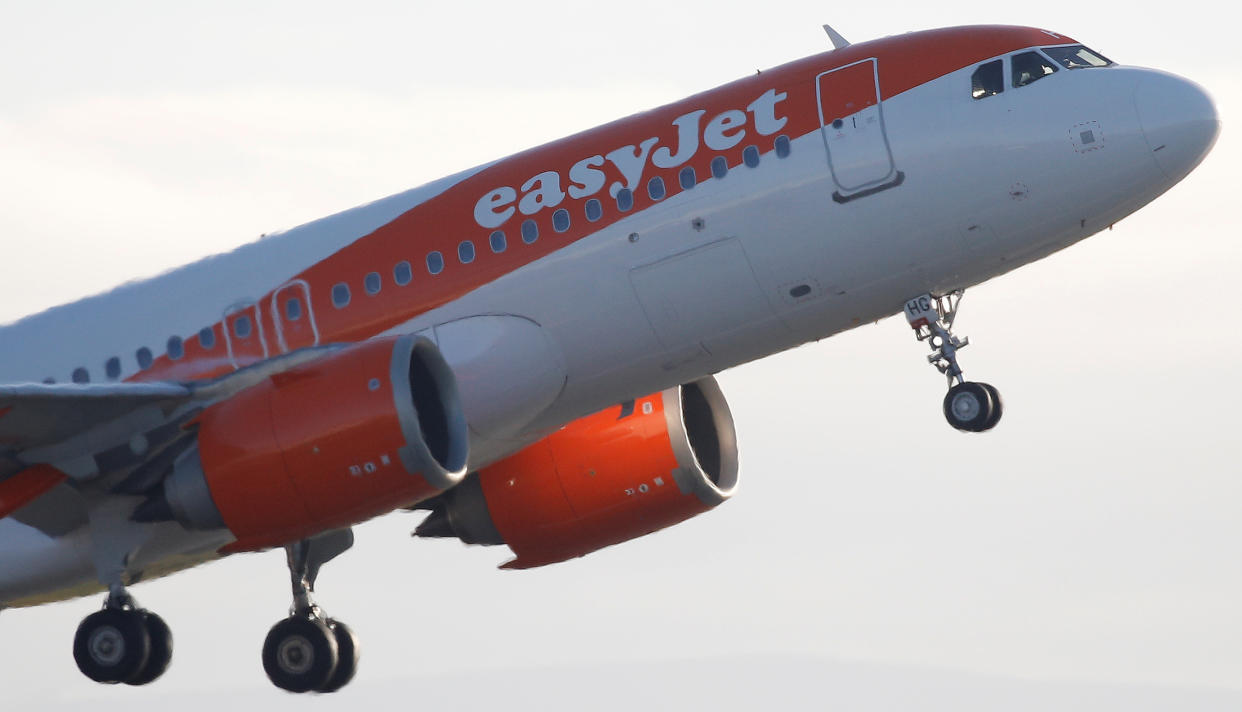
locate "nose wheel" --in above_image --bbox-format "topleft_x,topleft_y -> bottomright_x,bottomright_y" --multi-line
943,381 -> 1003,432
905,292 -> 1003,432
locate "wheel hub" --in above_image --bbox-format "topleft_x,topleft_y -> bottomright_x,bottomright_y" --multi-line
88,625 -> 125,666
278,635 -> 315,675
950,391 -> 982,421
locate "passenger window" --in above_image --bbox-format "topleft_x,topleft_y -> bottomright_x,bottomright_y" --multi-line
394,261 -> 413,286
1042,44 -> 1112,70
521,219 -> 539,243
72,367 -> 90,384
364,272 -> 382,295
167,336 -> 184,360
489,231 -> 508,253
743,145 -> 760,167
234,316 -> 252,338
199,327 -> 216,349
1012,51 -> 1058,88
458,240 -> 476,263
775,135 -> 791,158
552,208 -> 571,233
105,357 -> 121,380
711,156 -> 728,179
584,199 -> 603,222
971,60 -> 1003,99
285,297 -> 302,320
648,177 -> 666,201
616,189 -> 633,212
332,283 -> 351,308
136,347 -> 153,370
679,166 -> 696,190
427,251 -> 445,274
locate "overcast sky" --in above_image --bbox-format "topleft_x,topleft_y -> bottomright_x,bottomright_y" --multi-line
1,1 -> 1238,709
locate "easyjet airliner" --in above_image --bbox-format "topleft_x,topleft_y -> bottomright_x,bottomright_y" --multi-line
0,25 -> 1218,692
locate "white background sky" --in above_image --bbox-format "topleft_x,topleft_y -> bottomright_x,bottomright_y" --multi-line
1,1 -> 1238,709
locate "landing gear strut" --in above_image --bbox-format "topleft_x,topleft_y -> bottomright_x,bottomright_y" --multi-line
904,291 -> 1003,432
262,529 -> 359,694
73,586 -> 173,685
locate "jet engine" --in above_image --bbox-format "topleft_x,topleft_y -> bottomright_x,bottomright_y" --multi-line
415,376 -> 738,568
141,334 -> 469,550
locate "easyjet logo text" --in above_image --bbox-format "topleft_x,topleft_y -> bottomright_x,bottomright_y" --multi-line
473,88 -> 788,230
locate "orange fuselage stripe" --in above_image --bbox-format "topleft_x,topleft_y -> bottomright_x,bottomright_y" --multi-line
0,465 -> 68,519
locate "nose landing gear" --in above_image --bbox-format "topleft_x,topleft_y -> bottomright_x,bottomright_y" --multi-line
904,291 -> 1003,432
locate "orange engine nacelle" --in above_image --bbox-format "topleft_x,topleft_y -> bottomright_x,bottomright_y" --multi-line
146,334 -> 468,550
415,376 -> 738,568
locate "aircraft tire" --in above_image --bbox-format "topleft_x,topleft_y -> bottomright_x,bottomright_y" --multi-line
318,620 -> 360,693
978,383 -> 1003,431
73,608 -> 153,684
943,382 -> 995,432
262,616 -> 339,693
126,611 -> 173,685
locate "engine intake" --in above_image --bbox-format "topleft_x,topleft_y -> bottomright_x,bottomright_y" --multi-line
416,376 -> 738,568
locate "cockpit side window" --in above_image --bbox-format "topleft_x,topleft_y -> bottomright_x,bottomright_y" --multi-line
1042,44 -> 1113,70
1012,51 -> 1058,88
971,59 -> 1003,100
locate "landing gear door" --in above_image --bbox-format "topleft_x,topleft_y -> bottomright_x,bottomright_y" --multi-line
271,280 -> 320,354
816,58 -> 903,202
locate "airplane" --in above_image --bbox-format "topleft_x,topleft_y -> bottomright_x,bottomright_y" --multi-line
0,23 -> 1219,693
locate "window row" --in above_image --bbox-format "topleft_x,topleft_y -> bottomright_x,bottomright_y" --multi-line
327,135 -> 793,308
52,324 -> 226,383
56,136 -> 798,383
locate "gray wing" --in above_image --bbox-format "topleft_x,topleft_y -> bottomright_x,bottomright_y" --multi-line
0,382 -> 193,481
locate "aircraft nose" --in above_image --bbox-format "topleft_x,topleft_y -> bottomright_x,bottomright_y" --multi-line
1133,71 -> 1221,182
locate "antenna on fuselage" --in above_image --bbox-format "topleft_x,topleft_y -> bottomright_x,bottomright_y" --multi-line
822,24 -> 850,49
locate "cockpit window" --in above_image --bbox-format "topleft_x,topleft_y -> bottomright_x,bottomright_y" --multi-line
1012,51 -> 1058,88
1042,44 -> 1113,70
971,59 -> 1003,99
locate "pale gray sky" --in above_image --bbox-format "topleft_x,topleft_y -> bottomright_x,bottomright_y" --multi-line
1,1 -> 1238,708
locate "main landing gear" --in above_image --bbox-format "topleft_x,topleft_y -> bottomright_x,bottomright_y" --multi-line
71,529 -> 360,693
904,291 -> 1003,432
262,530 -> 360,694
73,586 -> 173,685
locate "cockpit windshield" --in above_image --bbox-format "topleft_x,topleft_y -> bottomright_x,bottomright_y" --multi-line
1042,44 -> 1114,70
1012,51 -> 1058,88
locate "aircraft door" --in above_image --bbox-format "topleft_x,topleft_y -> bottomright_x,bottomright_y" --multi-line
816,58 -> 904,202
271,280 -> 321,353
222,301 -> 270,370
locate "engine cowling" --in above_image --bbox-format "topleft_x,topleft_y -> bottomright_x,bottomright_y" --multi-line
415,376 -> 738,568
152,333 -> 469,550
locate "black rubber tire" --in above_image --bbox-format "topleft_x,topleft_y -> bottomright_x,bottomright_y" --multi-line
979,383 -> 1004,432
943,382 -> 994,432
318,620 -> 360,693
73,608 -> 152,684
262,616 -> 339,693
127,611 -> 173,686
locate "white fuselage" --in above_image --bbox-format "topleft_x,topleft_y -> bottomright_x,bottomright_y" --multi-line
0,40 -> 1217,607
